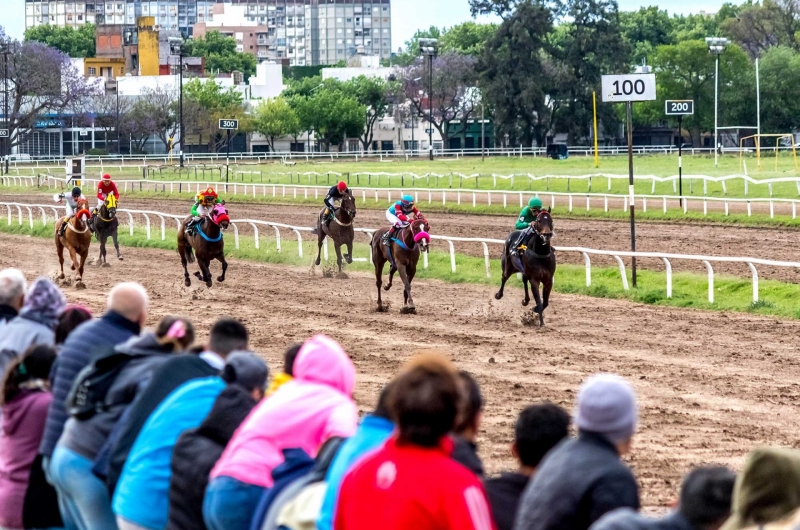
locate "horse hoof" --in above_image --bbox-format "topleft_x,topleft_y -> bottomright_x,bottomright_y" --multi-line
205,282 -> 213,288
383,284 -> 392,292
494,292 -> 503,300
522,299 -> 530,307
217,276 -> 225,282
102,262 -> 111,268
75,281 -> 86,290
70,265 -> 75,271
184,278 -> 191,287
401,306 -> 417,315
118,256 -> 124,261
315,259 -> 321,266
376,304 -> 389,313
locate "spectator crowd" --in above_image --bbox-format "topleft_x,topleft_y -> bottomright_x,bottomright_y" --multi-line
0,267 -> 796,530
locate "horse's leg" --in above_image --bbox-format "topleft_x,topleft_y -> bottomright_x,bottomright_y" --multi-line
98,233 -> 107,265
113,229 -> 122,260
398,264 -> 415,313
541,275 -> 553,326
217,254 -> 228,282
56,237 -> 65,280
77,250 -> 88,285
199,258 -> 213,288
530,279 -> 544,327
315,229 -> 324,266
345,234 -> 353,264
384,266 -> 397,291
521,276 -> 531,307
334,240 -> 344,274
67,243 -> 79,272
374,257 -> 386,311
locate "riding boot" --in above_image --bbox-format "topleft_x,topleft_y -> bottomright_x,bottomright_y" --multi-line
382,227 -> 395,246
58,216 -> 71,237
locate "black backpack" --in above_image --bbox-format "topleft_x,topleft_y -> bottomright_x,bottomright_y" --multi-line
66,349 -> 138,421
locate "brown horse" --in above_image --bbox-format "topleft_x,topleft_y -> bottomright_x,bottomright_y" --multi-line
55,198 -> 92,286
370,218 -> 430,313
495,210 -> 556,326
314,191 -> 357,274
177,203 -> 230,288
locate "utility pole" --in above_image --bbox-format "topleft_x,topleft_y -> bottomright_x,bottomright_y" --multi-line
418,38 -> 438,161
706,37 -> 729,168
3,42 -> 9,176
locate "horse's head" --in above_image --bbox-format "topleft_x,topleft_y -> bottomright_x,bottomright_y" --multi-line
104,194 -> 117,219
533,209 -> 554,245
76,198 -> 89,212
211,203 -> 230,230
410,218 -> 431,251
341,191 -> 357,220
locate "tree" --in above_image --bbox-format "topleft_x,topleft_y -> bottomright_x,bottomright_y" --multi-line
79,93 -> 132,154
1,40 -> 99,150
478,0 -> 558,147
619,7 -> 674,64
401,52 -> 479,149
253,97 -> 300,151
721,1 -> 800,58
469,0 -> 526,18
135,86 -> 179,151
755,46 -> 800,133
24,24 -> 95,58
288,80 -> 365,151
551,0 -> 630,144
440,22 -> 499,56
184,31 -> 257,81
394,27 -> 443,66
124,99 -> 158,154
342,76 -> 400,151
183,78 -> 246,152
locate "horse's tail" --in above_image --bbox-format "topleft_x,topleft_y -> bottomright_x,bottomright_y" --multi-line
185,242 -> 196,264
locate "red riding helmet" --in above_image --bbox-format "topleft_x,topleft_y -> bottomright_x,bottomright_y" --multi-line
337,181 -> 347,192
101,173 -> 112,181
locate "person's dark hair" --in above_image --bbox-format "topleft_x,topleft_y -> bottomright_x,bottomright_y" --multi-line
208,318 -> 249,357
154,316 -> 195,352
454,371 -> 483,434
2,344 -> 57,405
283,344 -> 301,376
389,353 -> 460,448
679,466 -> 736,528
373,381 -> 394,420
515,403 -> 571,468
55,306 -> 93,345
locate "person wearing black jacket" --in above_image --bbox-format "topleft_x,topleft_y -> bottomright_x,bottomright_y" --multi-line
451,371 -> 485,477
486,403 -> 570,530
166,374 -> 266,530
514,374 -> 640,530
104,318 -> 248,495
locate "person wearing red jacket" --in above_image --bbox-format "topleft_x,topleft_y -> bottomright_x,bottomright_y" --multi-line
334,353 -> 494,530
96,174 -> 120,211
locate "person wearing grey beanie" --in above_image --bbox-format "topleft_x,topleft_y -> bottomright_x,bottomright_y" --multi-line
513,374 -> 641,530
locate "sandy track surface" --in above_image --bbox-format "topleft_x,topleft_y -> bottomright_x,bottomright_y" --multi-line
3,232 -> 799,510
9,193 -> 800,283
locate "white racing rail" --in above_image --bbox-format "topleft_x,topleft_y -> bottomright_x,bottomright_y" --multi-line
6,202 -> 800,306
15,176 -> 800,220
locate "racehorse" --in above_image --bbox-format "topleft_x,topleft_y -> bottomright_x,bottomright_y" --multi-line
370,218 -> 430,314
314,191 -> 357,274
94,193 -> 122,265
55,198 -> 92,286
494,210 -> 556,327
177,203 -> 230,288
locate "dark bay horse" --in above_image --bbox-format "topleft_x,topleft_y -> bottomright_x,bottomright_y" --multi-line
177,203 -> 230,288
370,218 -> 430,313
55,198 -> 92,286
94,194 -> 122,265
495,210 -> 556,326
314,191 -> 357,274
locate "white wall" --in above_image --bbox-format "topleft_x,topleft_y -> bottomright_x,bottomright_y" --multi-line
321,66 -> 394,82
248,63 -> 285,100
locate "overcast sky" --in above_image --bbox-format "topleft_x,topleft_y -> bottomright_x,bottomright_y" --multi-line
3,0 -> 731,46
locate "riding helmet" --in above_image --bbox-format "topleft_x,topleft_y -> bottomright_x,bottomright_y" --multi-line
101,173 -> 112,181
337,181 -> 347,192
529,197 -> 543,209
71,186 -> 82,196
401,194 -> 414,205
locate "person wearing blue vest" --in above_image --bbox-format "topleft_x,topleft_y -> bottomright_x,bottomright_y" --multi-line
381,195 -> 425,246
317,383 -> 395,530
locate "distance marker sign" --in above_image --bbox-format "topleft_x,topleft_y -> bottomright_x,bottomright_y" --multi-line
601,74 -> 657,102
665,100 -> 694,115
219,119 -> 239,130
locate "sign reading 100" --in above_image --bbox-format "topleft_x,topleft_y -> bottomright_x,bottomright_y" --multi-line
601,74 -> 657,103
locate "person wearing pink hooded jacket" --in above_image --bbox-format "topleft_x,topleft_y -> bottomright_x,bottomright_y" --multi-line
204,335 -> 358,530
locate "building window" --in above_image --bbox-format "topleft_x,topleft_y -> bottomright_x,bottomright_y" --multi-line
88,67 -> 96,76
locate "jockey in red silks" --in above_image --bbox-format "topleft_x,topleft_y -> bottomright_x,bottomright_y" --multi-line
96,173 -> 120,212
382,194 -> 425,246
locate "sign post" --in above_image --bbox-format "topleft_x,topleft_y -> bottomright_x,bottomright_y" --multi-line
219,119 -> 239,184
601,73 -> 657,288
665,100 -> 695,207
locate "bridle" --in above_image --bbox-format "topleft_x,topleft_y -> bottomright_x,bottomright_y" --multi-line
407,218 -> 430,252
334,194 -> 357,227
531,211 -> 554,258
68,205 -> 91,234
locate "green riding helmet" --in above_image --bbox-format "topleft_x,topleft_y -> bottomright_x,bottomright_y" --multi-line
528,197 -> 543,209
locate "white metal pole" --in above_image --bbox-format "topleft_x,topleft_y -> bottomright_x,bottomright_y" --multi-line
714,54 -> 719,168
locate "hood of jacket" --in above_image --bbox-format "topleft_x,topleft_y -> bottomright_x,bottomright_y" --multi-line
196,385 -> 258,445
293,335 -> 355,396
115,332 -> 175,357
2,389 -> 48,436
723,447 -> 800,530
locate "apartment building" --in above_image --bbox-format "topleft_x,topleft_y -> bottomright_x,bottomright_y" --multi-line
207,1 -> 392,66
24,1 -> 215,36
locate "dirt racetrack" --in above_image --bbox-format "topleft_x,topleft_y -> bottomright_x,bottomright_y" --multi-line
9,192 -> 800,282
3,232 -> 800,511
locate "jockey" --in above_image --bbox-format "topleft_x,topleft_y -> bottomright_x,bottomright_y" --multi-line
511,197 -> 544,255
58,186 -> 87,237
96,173 -> 120,212
323,181 -> 348,223
186,186 -> 220,234
382,194 -> 424,246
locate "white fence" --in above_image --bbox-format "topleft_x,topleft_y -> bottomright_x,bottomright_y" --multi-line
6,202 -> 800,306
15,176 -> 800,220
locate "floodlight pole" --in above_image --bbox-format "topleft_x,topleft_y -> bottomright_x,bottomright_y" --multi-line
3,43 -> 9,176
707,37 -> 729,168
